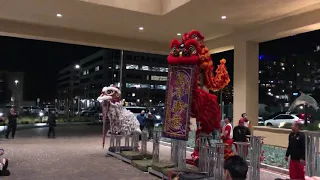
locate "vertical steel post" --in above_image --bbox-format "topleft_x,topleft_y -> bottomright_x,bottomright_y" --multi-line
119,50 -> 124,98
305,131 -> 320,177
152,131 -> 161,163
248,136 -> 263,180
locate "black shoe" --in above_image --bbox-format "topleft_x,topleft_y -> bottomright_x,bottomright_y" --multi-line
5,136 -> 9,139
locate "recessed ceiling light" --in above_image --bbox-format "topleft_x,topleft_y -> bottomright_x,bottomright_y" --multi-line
221,16 -> 226,19
177,33 -> 182,36
139,27 -> 144,30
56,14 -> 62,17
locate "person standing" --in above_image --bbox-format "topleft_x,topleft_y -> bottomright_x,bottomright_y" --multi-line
47,111 -> 57,138
233,119 -> 251,155
136,110 -> 146,131
240,113 -> 250,128
221,117 -> 233,159
285,122 -> 305,179
145,113 -> 155,139
5,108 -> 18,139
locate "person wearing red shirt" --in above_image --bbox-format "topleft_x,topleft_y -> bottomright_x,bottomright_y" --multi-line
240,113 -> 250,129
221,117 -> 233,159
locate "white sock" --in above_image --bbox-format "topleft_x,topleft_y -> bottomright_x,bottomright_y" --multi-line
0,163 -> 3,171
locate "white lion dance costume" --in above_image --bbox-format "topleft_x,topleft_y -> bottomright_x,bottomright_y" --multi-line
97,85 -> 141,148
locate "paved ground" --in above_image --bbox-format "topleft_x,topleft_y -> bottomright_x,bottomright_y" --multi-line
1,124 -> 289,180
2,125 -> 157,180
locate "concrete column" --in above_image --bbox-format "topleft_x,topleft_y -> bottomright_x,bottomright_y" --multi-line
233,41 -> 259,127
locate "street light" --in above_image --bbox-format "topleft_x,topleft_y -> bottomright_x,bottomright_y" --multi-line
75,64 -> 80,69
14,80 -> 19,85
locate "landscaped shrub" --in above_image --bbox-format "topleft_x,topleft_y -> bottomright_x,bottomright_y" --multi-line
20,121 -> 30,124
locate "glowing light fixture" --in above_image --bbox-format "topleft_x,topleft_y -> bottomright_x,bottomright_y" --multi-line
139,27 -> 144,30
221,16 -> 227,19
177,33 -> 182,36
56,14 -> 62,17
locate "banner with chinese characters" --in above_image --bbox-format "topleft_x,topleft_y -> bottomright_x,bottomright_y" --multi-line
162,65 -> 196,141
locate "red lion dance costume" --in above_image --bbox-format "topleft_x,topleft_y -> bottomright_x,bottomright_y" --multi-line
166,30 -> 231,166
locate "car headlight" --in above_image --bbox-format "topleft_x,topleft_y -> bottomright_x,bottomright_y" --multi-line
39,112 -> 44,117
155,115 -> 161,120
0,112 -> 3,117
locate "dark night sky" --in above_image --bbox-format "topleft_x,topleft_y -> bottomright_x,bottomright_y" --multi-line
1,30 -> 320,101
1,36 -> 100,101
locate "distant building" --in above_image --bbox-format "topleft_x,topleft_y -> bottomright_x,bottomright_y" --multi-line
71,49 -> 168,106
0,71 -> 24,106
259,51 -> 320,105
57,64 -> 80,109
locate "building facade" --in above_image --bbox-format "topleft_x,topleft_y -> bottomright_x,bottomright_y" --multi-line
259,51 -> 320,106
0,71 -> 24,106
57,64 -> 80,109
73,49 -> 168,106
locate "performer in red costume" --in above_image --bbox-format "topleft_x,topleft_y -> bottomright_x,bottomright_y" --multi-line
166,30 -> 230,166
221,117 -> 234,159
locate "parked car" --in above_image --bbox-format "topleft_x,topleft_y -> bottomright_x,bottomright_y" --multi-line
44,105 -> 56,113
80,107 -> 100,117
258,117 -> 264,126
29,106 -> 42,114
264,114 -> 309,128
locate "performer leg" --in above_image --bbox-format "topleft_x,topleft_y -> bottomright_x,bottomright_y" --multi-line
52,127 -> 56,138
11,125 -> 17,139
5,124 -> 12,138
48,127 -> 52,138
289,160 -> 305,179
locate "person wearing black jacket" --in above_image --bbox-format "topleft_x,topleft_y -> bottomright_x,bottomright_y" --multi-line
233,119 -> 251,154
5,108 -> 18,139
47,111 -> 57,138
145,113 -> 155,139
285,122 -> 305,179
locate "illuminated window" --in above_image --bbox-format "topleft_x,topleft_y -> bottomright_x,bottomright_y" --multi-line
83,70 -> 89,75
141,66 -> 150,71
95,66 -> 100,71
115,65 -> 120,69
126,64 -> 139,70
151,76 -> 168,81
155,85 -> 166,90
126,83 -> 150,89
151,67 -> 168,72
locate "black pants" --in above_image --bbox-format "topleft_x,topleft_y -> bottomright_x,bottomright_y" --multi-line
48,126 -> 55,137
147,127 -> 154,139
6,124 -> 17,138
140,125 -> 144,131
